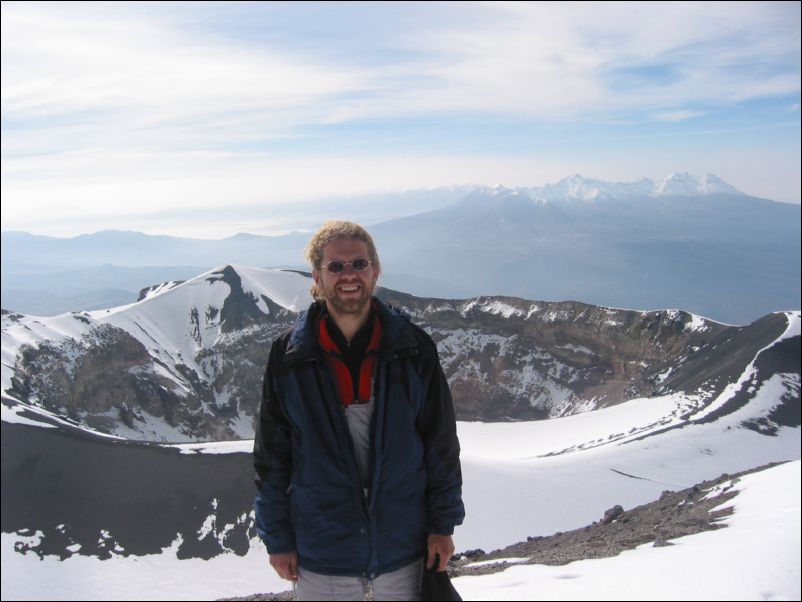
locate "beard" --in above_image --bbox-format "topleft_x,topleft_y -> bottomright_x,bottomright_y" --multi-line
323,281 -> 374,317
328,294 -> 370,316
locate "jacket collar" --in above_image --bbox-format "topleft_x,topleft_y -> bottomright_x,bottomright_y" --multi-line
285,297 -> 416,365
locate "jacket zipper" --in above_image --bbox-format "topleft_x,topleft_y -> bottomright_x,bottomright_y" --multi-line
295,331 -> 419,574
319,359 -> 372,518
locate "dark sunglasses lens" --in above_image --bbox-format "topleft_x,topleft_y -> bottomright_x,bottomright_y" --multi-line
352,259 -> 370,271
327,261 -> 344,273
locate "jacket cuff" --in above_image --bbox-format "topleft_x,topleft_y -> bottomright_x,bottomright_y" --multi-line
255,519 -> 295,554
428,521 -> 457,536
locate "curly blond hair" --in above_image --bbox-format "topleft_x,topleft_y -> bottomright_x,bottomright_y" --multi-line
304,220 -> 381,301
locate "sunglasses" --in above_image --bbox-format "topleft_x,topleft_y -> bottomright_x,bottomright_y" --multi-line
323,258 -> 372,274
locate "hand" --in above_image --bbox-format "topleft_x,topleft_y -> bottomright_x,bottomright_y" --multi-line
426,533 -> 454,572
269,551 -> 298,582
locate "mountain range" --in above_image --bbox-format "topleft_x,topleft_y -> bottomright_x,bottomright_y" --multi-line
2,172 -> 799,324
369,177 -> 800,324
2,265 -> 798,443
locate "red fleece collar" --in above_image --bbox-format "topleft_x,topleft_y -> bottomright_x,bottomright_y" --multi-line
318,309 -> 383,406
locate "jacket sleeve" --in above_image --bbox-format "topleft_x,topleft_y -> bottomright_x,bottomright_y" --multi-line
253,338 -> 296,554
416,331 -> 466,536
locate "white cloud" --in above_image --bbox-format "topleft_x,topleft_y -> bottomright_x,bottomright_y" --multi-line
1,2 -> 368,141
653,110 -> 705,122
367,1 -> 800,119
2,2 -> 798,131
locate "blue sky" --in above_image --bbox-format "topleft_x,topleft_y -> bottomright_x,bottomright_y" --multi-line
1,1 -> 800,238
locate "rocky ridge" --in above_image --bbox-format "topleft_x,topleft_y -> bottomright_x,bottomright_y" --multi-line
2,267 -> 798,442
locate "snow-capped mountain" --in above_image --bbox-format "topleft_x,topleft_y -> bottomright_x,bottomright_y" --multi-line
369,178 -> 800,324
534,174 -> 653,202
2,265 -> 799,443
3,172 -> 797,323
426,172 -> 749,204
458,172 -> 746,204
2,265 -> 309,441
654,171 -> 744,196
531,172 -> 746,202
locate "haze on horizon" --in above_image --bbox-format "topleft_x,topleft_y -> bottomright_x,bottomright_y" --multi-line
1,1 -> 800,239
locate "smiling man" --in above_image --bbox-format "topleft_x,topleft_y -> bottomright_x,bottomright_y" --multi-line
253,220 -> 464,600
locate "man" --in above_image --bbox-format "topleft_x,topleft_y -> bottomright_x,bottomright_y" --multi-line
253,220 -> 464,600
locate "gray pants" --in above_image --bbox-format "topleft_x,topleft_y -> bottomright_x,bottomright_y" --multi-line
295,559 -> 423,601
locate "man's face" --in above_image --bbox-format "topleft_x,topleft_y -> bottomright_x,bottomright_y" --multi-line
314,238 -> 379,318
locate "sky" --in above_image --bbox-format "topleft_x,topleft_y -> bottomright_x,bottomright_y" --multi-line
1,1 -> 800,239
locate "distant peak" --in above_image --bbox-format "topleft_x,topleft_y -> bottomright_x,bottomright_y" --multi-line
656,172 -> 744,196
468,172 -> 746,205
541,174 -> 608,202
491,184 -> 514,195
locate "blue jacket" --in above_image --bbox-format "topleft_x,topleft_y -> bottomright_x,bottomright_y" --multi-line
253,298 -> 464,577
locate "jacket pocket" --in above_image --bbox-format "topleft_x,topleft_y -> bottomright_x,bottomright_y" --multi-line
290,484 -> 363,560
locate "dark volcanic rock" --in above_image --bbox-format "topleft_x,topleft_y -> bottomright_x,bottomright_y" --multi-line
601,505 -> 624,525
1,420 -> 256,561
